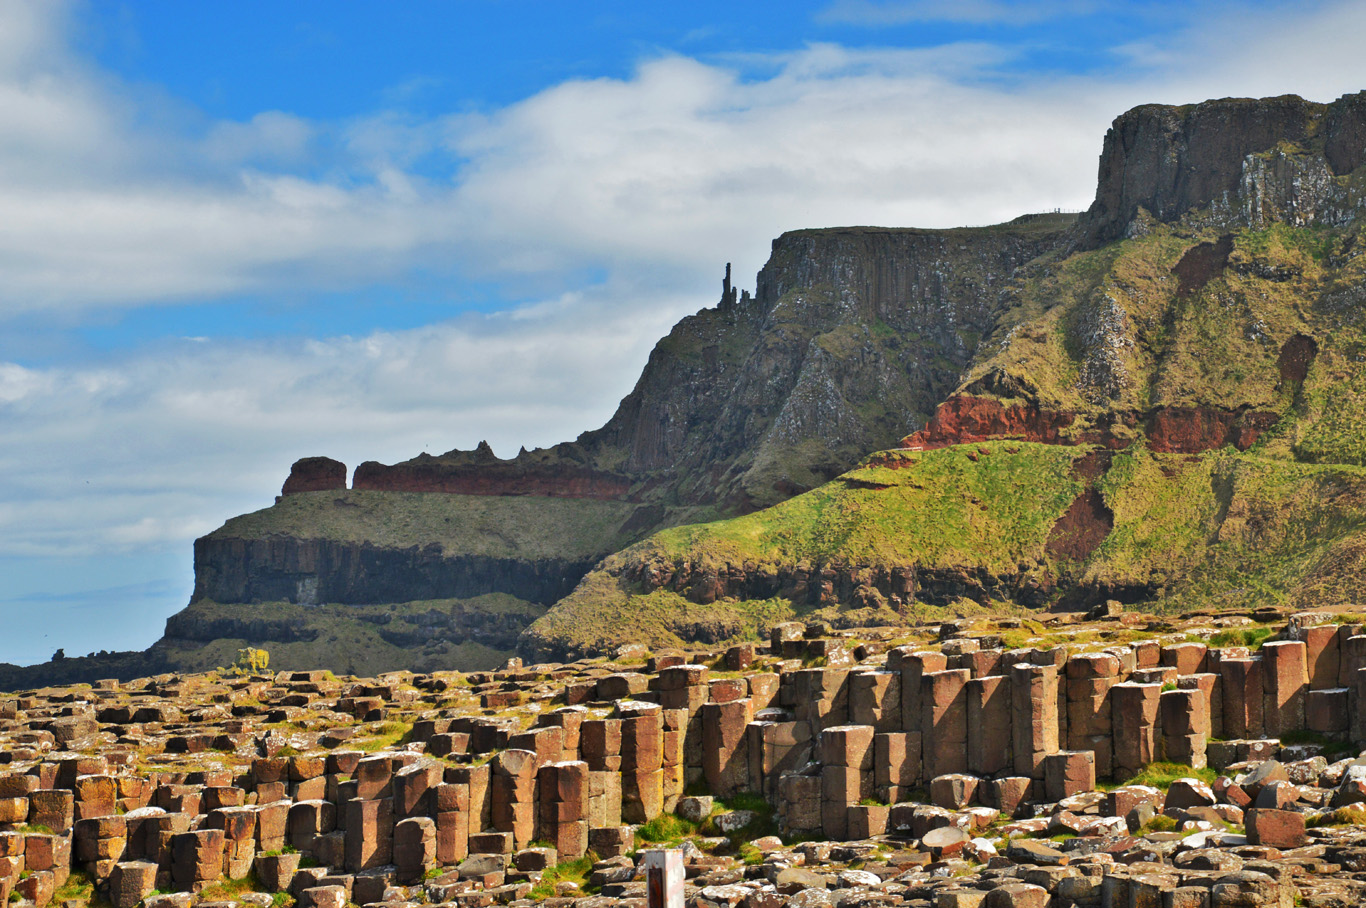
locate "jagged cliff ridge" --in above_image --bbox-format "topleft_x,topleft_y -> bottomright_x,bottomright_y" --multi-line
920,91 -> 1366,453
523,90 -> 1366,660
1077,93 -> 1366,249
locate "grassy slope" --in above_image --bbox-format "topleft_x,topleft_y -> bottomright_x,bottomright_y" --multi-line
529,442 -> 1366,655
527,442 -> 1083,654
639,444 -> 1082,572
1088,448 -> 1366,610
206,489 -> 663,560
962,220 -> 1359,425
156,595 -> 542,675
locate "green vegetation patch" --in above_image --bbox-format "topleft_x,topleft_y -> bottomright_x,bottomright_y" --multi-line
207,489 -> 648,560
157,596 -> 540,676
641,442 -> 1083,573
1087,446 -> 1366,613
1117,762 -> 1217,790
527,442 -> 1083,655
528,854 -> 599,900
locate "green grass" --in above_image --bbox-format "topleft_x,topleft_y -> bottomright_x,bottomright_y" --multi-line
1308,805 -> 1366,828
1278,729 -> 1356,759
197,873 -> 263,902
355,720 -> 414,752
52,871 -> 106,908
634,814 -> 700,848
1139,815 -> 1177,834
207,489 -> 647,560
1207,627 -> 1277,649
527,854 -> 599,900
527,441 -> 1085,655
705,792 -> 780,845
640,442 -> 1083,572
1115,762 -> 1217,790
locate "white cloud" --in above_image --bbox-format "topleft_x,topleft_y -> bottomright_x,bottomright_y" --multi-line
0,281 -> 685,560
817,0 -> 1100,26
0,7 -> 1115,316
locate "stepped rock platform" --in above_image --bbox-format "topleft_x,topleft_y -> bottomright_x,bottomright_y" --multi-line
6,607 -> 1366,908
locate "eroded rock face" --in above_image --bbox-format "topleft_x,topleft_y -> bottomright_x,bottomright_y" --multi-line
579,221 -> 1074,509
193,536 -> 596,607
901,397 -> 1080,450
181,90 -> 1366,667
900,397 -> 1278,455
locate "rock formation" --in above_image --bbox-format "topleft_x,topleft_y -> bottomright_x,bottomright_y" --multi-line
280,457 -> 348,497
1077,92 -> 1366,248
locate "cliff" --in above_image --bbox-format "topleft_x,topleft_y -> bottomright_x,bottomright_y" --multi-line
522,90 -> 1366,660
340,216 -> 1075,513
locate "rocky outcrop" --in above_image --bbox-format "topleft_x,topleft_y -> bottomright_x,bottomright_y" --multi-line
206,217 -> 1074,630
281,456 -> 347,496
178,91 -> 1366,669
901,396 -> 1083,449
194,536 -> 596,607
1078,91 -> 1366,248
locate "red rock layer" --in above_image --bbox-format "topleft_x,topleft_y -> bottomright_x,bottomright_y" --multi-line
900,396 -> 1077,449
281,457 -> 348,496
351,460 -> 633,501
1145,406 -> 1278,454
901,396 -> 1278,455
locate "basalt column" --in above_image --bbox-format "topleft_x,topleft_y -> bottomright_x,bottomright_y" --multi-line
701,697 -> 753,799
967,674 -> 1012,777
922,669 -> 970,779
821,725 -> 874,841
1011,662 -> 1060,780
537,761 -> 588,860
1111,682 -> 1162,779
1066,653 -> 1121,779
619,702 -> 664,824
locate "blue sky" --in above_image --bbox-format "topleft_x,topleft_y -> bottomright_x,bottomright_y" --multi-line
2,0 -> 1365,665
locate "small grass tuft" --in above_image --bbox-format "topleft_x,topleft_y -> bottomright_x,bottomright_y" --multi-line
1207,627 -> 1276,649
635,813 -> 699,847
527,853 -> 598,900
1139,814 -> 1178,834
1119,762 -> 1217,790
